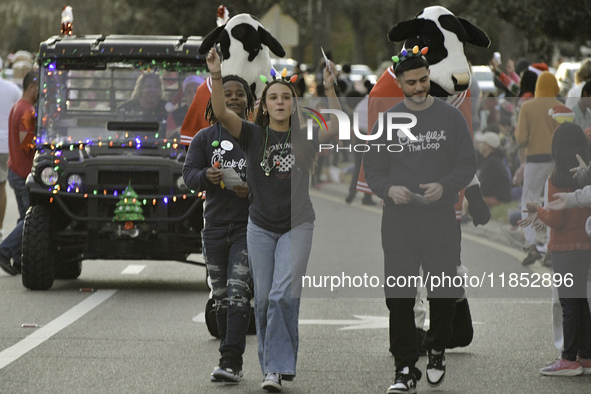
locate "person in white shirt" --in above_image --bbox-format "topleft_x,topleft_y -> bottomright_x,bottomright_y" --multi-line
565,58 -> 591,110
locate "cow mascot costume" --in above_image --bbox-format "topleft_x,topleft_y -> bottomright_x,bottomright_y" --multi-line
184,9 -> 285,339
180,8 -> 286,146
359,5 -> 491,360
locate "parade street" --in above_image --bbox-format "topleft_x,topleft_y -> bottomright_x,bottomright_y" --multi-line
1,188 -> 590,393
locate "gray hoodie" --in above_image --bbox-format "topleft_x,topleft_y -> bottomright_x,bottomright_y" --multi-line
565,185 -> 591,208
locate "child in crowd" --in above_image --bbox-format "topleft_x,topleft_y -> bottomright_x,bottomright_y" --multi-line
520,123 -> 591,376
183,75 -> 255,383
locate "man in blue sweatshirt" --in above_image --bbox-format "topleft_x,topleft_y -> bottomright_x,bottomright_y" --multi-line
363,49 -> 477,394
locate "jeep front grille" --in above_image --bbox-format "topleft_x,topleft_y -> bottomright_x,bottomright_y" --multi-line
98,171 -> 159,187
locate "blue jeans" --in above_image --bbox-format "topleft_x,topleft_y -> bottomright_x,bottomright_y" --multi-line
8,169 -> 28,222
202,221 -> 252,369
0,220 -> 23,263
247,219 -> 314,379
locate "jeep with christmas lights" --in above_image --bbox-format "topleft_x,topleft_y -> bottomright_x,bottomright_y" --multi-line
21,34 -> 208,290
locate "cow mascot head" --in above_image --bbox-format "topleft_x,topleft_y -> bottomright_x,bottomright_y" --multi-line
180,11 -> 285,146
388,6 -> 490,97
198,13 -> 286,99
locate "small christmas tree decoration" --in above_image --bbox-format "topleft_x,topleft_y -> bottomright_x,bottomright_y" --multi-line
113,183 -> 145,222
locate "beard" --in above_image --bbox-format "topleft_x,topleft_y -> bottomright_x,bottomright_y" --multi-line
403,83 -> 430,104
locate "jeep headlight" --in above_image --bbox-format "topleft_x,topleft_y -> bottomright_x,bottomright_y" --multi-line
67,174 -> 83,189
176,175 -> 188,191
40,167 -> 59,186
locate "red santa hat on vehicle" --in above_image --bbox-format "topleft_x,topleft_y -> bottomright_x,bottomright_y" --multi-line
548,104 -> 575,124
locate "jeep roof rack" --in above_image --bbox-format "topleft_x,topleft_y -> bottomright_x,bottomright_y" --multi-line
39,35 -> 205,61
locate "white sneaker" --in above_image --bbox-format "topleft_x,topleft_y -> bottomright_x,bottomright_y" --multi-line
262,372 -> 282,392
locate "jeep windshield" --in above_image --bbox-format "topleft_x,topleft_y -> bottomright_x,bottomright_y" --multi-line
37,59 -> 208,147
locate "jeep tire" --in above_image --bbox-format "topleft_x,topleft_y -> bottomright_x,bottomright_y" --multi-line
22,205 -> 56,290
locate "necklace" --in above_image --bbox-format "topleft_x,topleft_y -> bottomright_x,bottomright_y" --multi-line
260,126 -> 291,176
211,123 -> 223,147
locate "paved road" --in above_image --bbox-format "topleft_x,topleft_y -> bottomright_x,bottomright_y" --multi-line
1,188 -> 590,393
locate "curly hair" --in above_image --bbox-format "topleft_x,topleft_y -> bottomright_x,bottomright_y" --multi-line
205,75 -> 255,125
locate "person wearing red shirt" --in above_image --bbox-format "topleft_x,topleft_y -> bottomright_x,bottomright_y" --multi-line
0,70 -> 38,276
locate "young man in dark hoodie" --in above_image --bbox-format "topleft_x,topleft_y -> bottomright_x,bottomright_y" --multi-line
363,49 -> 477,393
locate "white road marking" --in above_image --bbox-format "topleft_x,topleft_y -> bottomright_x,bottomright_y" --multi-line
192,313 -> 482,330
121,264 -> 146,275
0,289 -> 117,370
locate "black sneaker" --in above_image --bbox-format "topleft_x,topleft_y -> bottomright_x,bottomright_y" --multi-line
0,253 -> 17,276
387,367 -> 417,393
210,366 -> 242,383
522,245 -> 542,266
426,350 -> 446,387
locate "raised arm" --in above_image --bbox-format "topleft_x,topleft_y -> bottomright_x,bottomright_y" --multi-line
318,60 -> 342,143
206,48 -> 243,139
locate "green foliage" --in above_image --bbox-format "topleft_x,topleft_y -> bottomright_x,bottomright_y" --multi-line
491,0 -> 591,42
